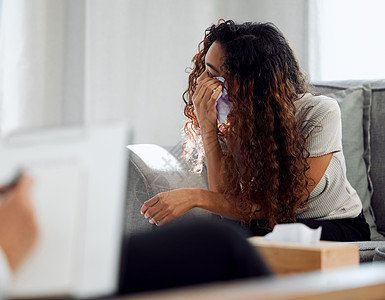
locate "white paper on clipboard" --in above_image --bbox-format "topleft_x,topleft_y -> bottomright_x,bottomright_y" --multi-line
10,163 -> 87,295
0,123 -> 128,299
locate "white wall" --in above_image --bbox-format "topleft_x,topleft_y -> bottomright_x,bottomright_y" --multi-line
85,0 -> 221,146
218,0 -> 311,72
314,0 -> 385,80
88,0 -> 311,146
0,0 -> 313,147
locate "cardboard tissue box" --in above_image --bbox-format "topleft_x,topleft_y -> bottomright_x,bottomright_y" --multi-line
248,224 -> 359,275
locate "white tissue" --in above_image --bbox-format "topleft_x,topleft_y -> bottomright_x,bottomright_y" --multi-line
213,76 -> 232,123
263,223 -> 322,244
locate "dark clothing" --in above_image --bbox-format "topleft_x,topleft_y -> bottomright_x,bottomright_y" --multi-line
249,212 -> 371,242
118,212 -> 370,295
297,212 -> 371,241
118,220 -> 271,294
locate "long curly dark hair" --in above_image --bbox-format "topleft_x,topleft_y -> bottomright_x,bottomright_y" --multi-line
183,20 -> 312,228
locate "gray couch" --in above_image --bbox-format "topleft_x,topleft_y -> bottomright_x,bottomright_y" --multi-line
123,80 -> 385,262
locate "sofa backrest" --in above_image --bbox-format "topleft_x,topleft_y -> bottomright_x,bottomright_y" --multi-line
313,80 -> 385,240
367,81 -> 385,238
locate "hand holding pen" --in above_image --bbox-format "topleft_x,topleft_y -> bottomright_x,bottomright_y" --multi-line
0,172 -> 24,196
0,173 -> 38,271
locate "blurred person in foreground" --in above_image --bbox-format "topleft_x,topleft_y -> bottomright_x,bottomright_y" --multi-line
0,175 -> 38,299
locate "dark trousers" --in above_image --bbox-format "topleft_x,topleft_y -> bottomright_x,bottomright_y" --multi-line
249,212 -> 371,242
118,219 -> 271,295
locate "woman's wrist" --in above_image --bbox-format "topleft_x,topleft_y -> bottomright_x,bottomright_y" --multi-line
195,189 -> 238,220
195,189 -> 222,213
200,121 -> 217,137
194,188 -> 209,209
201,128 -> 220,153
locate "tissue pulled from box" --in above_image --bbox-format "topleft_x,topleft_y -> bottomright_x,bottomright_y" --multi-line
263,223 -> 322,244
213,76 -> 232,123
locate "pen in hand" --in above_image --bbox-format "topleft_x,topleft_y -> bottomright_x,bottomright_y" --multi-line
0,172 -> 24,196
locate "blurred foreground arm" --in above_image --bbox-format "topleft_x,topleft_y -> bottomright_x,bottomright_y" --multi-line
0,175 -> 38,297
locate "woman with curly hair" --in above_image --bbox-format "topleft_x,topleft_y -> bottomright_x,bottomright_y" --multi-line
119,19 -> 371,294
141,20 -> 370,242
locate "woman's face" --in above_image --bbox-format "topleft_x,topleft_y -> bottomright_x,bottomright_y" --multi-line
197,41 -> 226,82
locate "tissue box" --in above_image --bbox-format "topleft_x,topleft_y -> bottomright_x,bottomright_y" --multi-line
248,237 -> 359,275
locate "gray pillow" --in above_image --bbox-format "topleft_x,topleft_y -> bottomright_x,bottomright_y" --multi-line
373,247 -> 385,262
326,86 -> 381,240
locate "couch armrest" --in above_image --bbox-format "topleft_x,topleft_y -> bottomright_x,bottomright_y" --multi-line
347,241 -> 385,262
123,144 -> 211,236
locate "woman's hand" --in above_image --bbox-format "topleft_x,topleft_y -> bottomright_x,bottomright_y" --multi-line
193,76 -> 226,193
193,77 -> 223,135
141,188 -> 257,225
141,188 -> 200,226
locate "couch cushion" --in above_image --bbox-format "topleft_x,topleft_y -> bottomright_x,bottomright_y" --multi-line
313,82 -> 383,241
125,144 -> 211,236
373,246 -> 385,262
369,81 -> 385,238
347,241 -> 385,262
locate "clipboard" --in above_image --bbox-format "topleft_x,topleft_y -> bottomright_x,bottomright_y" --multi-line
0,124 -> 128,299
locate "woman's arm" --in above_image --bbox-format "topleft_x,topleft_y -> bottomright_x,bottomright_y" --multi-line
140,154 -> 334,227
193,77 -> 227,192
306,153 -> 333,193
201,129 -> 227,193
141,188 -> 247,226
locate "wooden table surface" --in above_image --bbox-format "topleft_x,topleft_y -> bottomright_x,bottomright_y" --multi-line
110,262 -> 385,300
